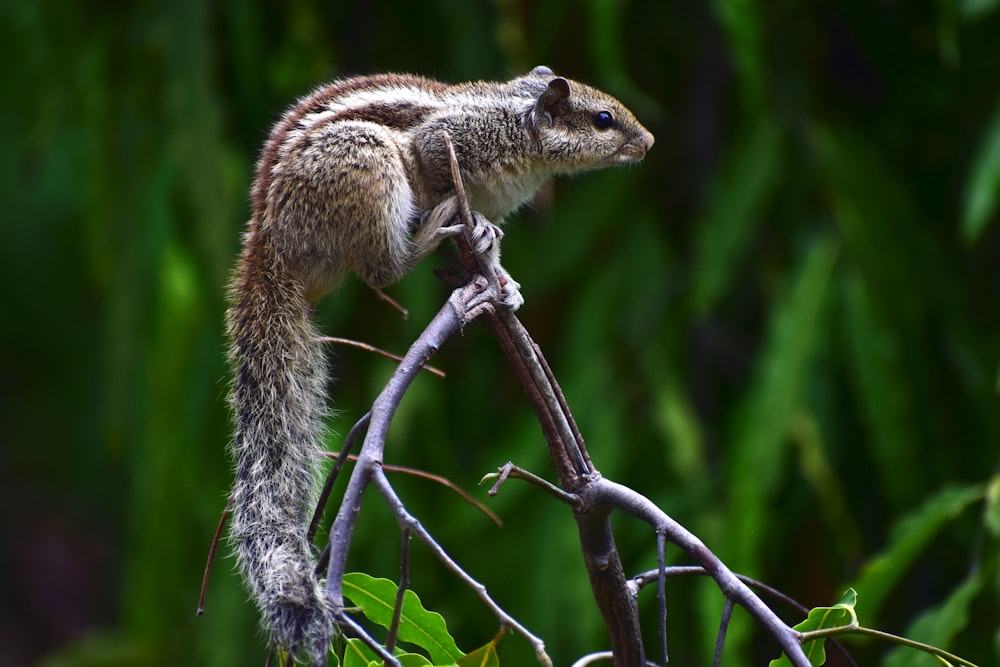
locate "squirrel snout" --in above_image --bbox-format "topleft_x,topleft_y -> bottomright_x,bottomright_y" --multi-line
641,130 -> 655,153
618,129 -> 655,163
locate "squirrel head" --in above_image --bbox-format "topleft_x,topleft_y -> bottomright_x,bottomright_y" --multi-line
521,67 -> 654,172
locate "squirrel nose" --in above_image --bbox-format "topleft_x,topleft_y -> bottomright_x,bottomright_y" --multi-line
641,129 -> 655,154
621,129 -> 654,162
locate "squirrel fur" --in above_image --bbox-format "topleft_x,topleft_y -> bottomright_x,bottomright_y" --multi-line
226,65 -> 653,663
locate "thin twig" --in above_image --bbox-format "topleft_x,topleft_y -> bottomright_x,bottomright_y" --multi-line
326,284 -> 473,597
323,450 -> 504,526
196,495 -> 232,616
308,412 -> 372,544
382,459 -> 503,527
324,280 -> 528,667
569,652 -> 615,667
798,625 -> 979,667
631,566 -> 809,615
323,273 -> 550,663
569,652 -> 659,667
385,527 -> 411,653
630,566 -> 858,667
656,530 -> 668,666
579,478 -> 811,667
492,309 -> 590,476
442,133 -> 505,300
373,286 -> 409,319
486,461 -> 514,495
315,336 -> 445,378
371,468 -> 553,666
339,611 -> 403,665
483,462 -> 582,507
713,599 -> 734,667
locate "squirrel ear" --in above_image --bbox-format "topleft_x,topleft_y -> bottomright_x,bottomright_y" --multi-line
525,77 -> 571,151
535,77 -> 571,118
530,65 -> 555,77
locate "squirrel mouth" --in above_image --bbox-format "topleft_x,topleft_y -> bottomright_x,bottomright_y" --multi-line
615,133 -> 654,163
615,144 -> 650,163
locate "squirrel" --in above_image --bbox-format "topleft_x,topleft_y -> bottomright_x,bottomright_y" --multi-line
226,65 -> 653,663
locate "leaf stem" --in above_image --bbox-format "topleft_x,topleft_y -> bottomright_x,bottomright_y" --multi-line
798,625 -> 980,667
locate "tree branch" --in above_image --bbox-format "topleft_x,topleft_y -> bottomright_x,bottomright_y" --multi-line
321,277 -> 551,666
311,130 -> 814,667
324,282 -> 470,604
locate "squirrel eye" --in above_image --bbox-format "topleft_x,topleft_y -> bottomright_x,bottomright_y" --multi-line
593,110 -> 615,130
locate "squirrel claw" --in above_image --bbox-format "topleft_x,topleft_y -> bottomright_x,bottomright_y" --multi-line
465,212 -> 502,256
435,223 -> 465,240
461,211 -> 520,309
496,269 -> 524,311
499,287 -> 524,311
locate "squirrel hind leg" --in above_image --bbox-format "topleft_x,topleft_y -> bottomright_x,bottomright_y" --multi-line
410,195 -> 464,256
297,121 -> 420,289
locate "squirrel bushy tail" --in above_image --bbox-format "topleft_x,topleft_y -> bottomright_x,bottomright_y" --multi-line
227,237 -> 335,664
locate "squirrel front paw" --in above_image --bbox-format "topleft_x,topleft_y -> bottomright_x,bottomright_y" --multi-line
465,212 -> 524,309
411,196 -> 464,258
466,211 -> 503,257
465,212 -> 522,309
496,268 -> 524,310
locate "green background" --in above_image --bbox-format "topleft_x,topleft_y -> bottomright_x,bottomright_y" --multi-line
3,1 -> 999,666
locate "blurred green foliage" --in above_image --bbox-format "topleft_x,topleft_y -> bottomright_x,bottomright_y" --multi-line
2,1 -> 999,666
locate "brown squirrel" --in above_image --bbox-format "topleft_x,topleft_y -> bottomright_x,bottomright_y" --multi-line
226,65 -> 653,663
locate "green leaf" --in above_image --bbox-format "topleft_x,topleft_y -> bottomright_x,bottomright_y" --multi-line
456,640 -> 501,667
849,484 -> 984,616
343,573 -> 463,665
343,638 -> 378,667
962,96 -> 1000,242
769,589 -> 858,667
341,640 -> 442,667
